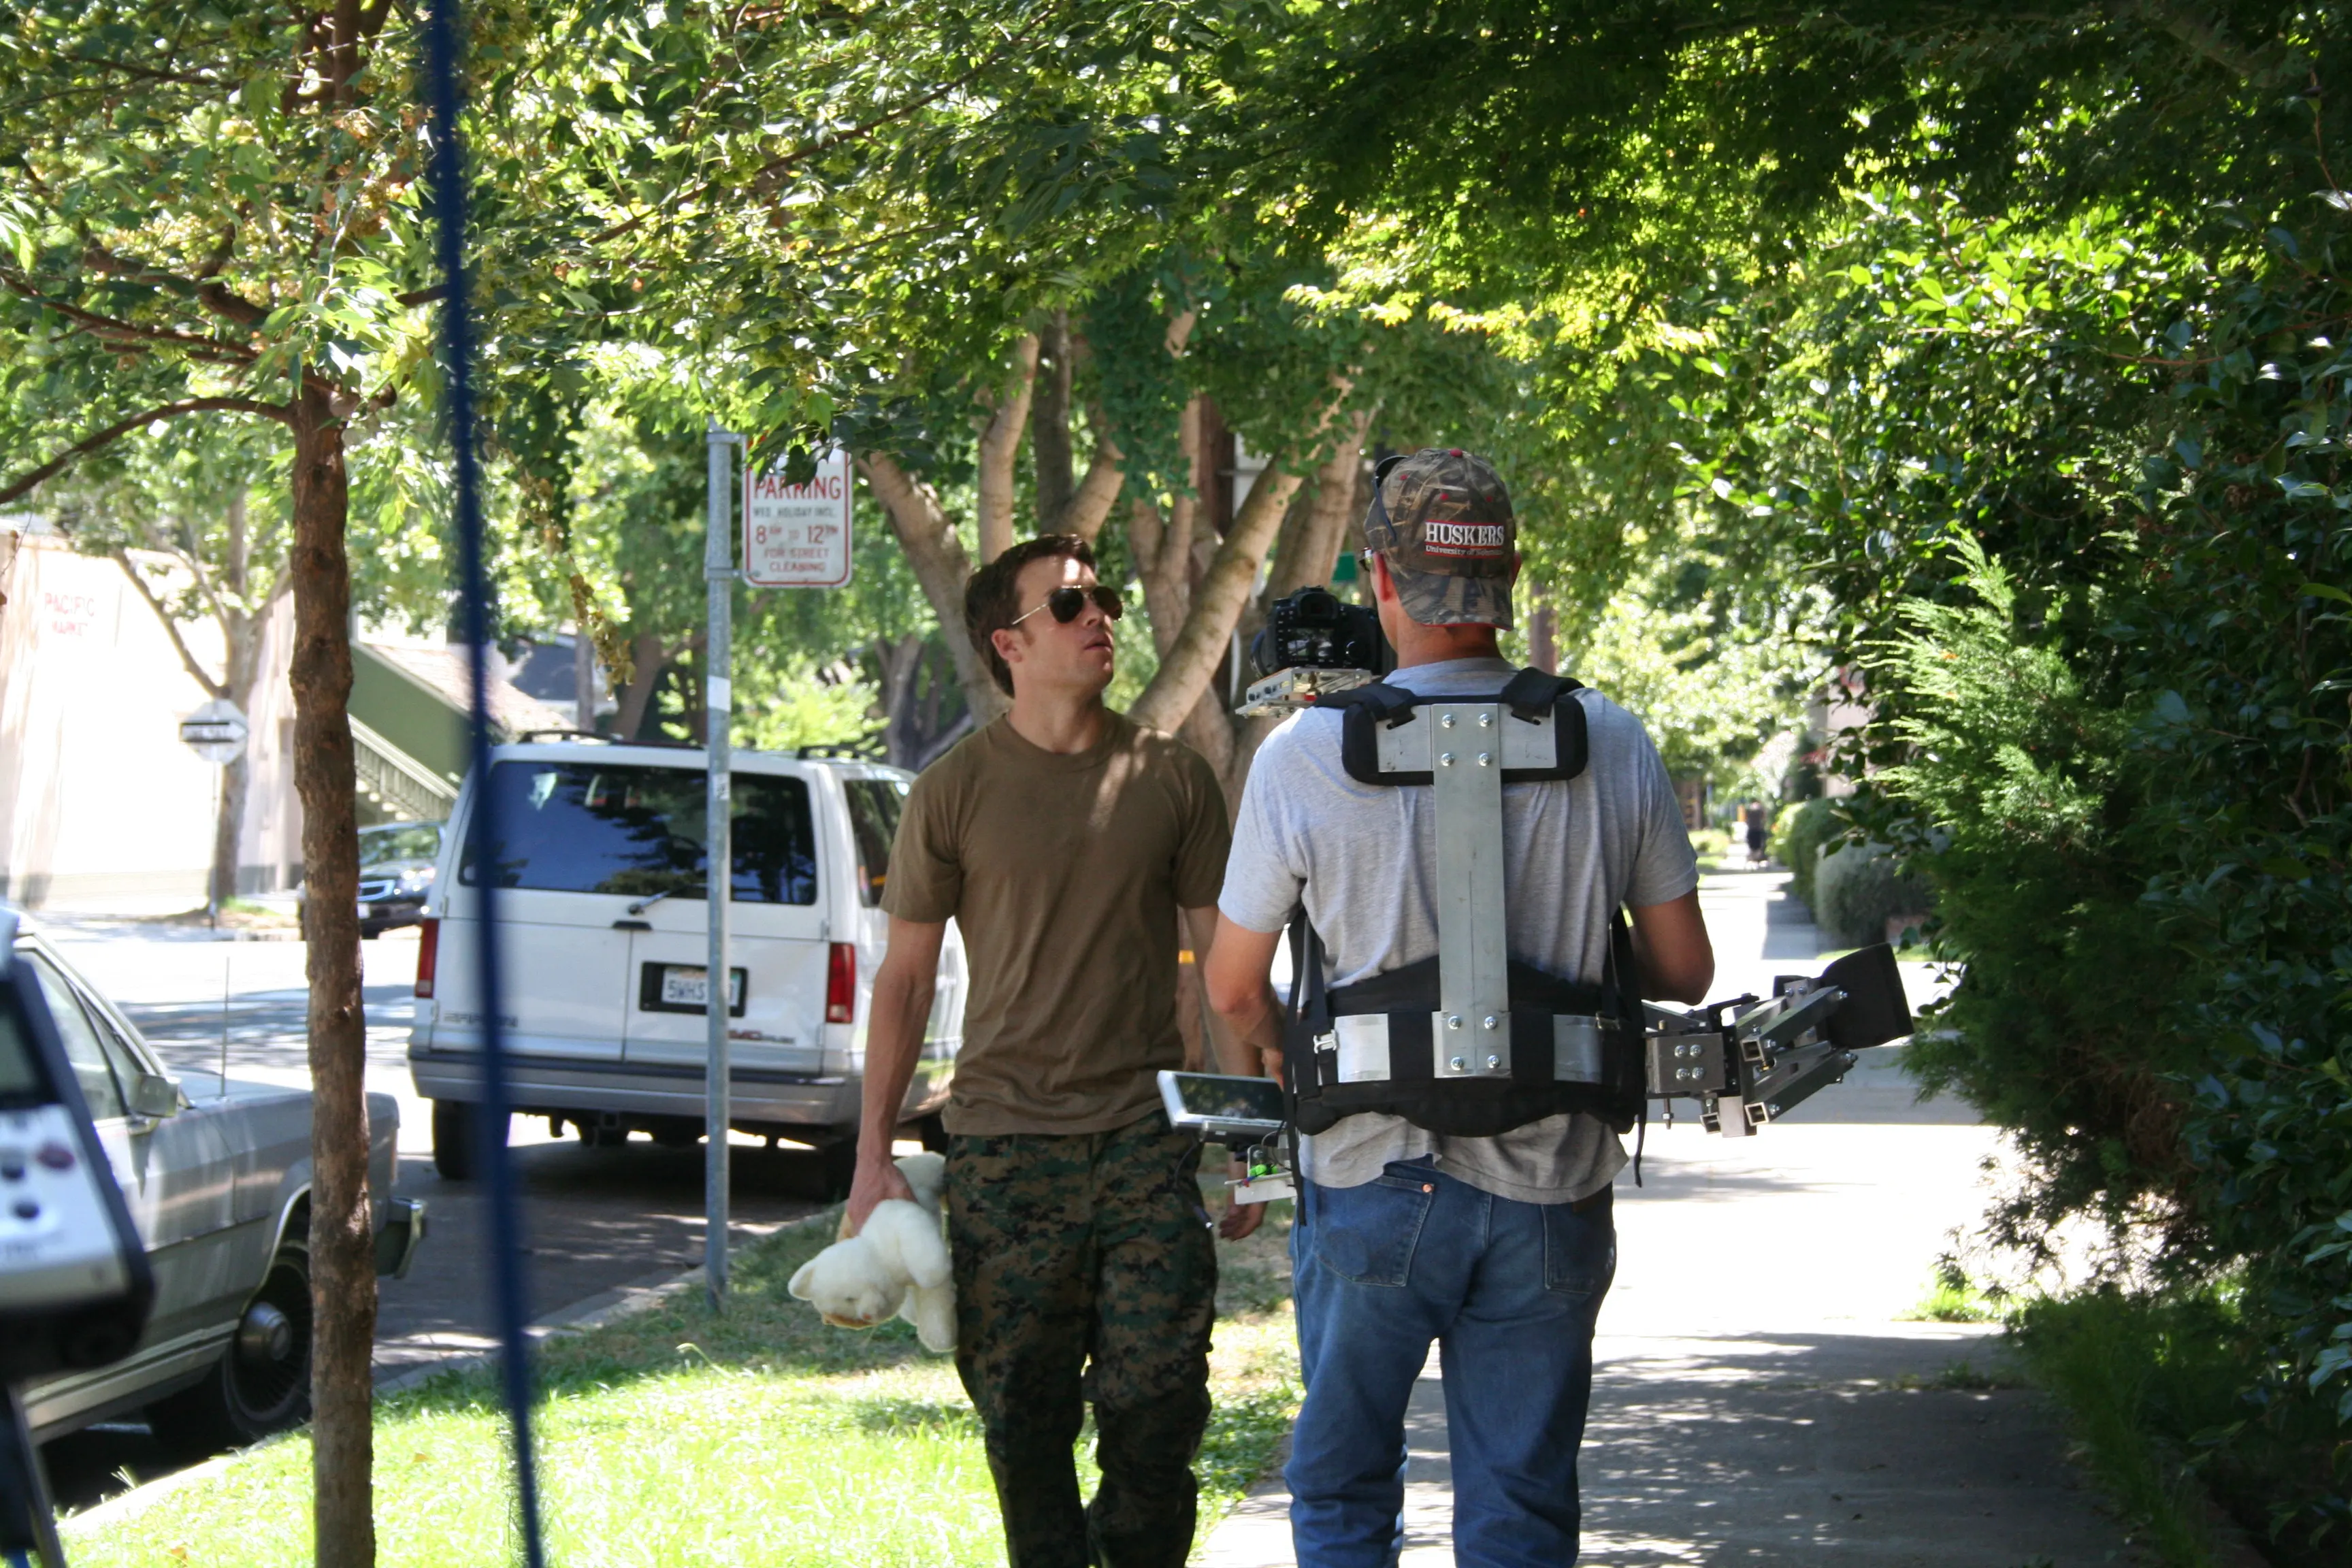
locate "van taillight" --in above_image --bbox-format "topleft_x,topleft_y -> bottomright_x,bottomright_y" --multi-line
416,917 -> 439,999
826,943 -> 855,1024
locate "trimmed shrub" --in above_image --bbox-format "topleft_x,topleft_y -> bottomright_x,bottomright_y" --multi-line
1768,796 -> 1840,911
1812,839 -> 1932,949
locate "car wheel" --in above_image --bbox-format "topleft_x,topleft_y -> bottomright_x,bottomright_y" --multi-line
911,1114 -> 951,1154
431,1098 -> 506,1181
148,1234 -> 312,1457
576,1119 -> 630,1149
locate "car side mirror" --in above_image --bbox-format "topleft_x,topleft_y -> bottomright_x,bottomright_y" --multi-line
128,1071 -> 181,1120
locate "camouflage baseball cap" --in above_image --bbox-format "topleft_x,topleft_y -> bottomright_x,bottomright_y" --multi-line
1362,447 -> 1516,628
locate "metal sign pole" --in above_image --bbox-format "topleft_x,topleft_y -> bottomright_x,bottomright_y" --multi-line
704,420 -> 739,1310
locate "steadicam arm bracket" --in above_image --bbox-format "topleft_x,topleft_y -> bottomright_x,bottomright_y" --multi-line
1642,943 -> 1915,1135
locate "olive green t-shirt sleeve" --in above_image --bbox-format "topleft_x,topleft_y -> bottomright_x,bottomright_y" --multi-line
1171,744 -> 1234,909
879,766 -> 963,924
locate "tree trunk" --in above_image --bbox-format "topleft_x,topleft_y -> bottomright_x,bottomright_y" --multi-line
973,334 -> 1040,563
1060,400 -> 1126,544
1136,400 -> 1371,806
613,631 -> 671,740
210,753 -> 250,911
1033,310 -> 1075,529
1264,407 -> 1372,602
860,452 -> 1008,725
1126,442 -> 1313,735
1528,596 -> 1557,674
209,581 -> 280,909
875,632 -> 928,768
1128,394 -> 1206,662
287,389 -> 374,1568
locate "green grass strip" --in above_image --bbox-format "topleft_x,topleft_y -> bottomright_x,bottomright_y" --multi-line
64,1195 -> 1301,1567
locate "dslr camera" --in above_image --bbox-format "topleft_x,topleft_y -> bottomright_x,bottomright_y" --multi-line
1239,587 -> 1392,715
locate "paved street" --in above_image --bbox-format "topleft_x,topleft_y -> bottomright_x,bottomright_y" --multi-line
35,917 -> 829,1509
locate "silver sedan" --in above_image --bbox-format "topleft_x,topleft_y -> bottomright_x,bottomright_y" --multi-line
11,918 -> 423,1452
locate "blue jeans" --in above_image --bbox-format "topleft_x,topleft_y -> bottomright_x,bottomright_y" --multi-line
1287,1160 -> 1616,1568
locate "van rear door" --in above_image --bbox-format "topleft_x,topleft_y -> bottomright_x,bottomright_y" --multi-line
436,757 -> 703,1060
621,768 -> 828,1077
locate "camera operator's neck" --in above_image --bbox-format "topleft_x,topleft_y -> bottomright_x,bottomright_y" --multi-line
1392,621 -> 1503,669
1369,551 -> 1510,668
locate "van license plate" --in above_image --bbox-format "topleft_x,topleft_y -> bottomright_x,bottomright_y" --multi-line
659,966 -> 746,1009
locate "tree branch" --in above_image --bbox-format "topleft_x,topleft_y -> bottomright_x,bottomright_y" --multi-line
1060,404 -> 1126,544
50,246 -> 272,333
858,451 -> 1008,723
64,54 -> 224,87
973,334 -> 1040,564
0,397 -> 286,507
1033,310 -> 1076,526
2114,0 -> 2296,82
110,548 -> 228,700
584,65 -> 979,249
162,541 -> 238,640
0,272 -> 262,361
1128,382 -> 1348,734
1264,404 -> 1373,599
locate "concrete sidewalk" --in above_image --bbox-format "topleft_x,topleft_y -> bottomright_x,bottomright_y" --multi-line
1198,869 -> 2140,1567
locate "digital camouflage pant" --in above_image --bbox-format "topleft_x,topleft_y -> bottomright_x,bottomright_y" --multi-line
946,1112 -> 1218,1568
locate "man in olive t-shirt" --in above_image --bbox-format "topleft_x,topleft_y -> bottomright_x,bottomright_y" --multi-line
848,534 -> 1247,1568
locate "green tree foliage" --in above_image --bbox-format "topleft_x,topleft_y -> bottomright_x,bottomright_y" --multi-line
1703,179 -> 2352,1544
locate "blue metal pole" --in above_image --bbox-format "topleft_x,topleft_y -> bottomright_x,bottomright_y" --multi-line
420,3 -> 548,1564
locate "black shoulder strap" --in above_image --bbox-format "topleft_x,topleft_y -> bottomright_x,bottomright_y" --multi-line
1317,680 -> 1417,723
1497,666 -> 1582,722
1324,681 -> 1420,786
1333,668 -> 1590,786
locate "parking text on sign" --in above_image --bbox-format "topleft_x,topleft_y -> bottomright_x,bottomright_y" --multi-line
744,446 -> 853,587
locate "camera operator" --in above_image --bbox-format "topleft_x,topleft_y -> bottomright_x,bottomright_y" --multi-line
1203,449 -> 1715,1567
848,535 -> 1250,1568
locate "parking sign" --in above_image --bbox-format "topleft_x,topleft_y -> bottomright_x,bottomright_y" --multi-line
744,446 -> 853,587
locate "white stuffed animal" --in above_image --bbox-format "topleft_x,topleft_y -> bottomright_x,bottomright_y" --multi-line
787,1152 -> 956,1352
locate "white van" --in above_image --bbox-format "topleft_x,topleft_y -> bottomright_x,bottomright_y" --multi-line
406,740 -> 964,1192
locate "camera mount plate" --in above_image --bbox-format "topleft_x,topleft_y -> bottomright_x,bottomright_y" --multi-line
1238,665 -> 1377,717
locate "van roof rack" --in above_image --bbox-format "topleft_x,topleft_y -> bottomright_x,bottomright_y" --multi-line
516,730 -> 700,749
796,742 -> 882,761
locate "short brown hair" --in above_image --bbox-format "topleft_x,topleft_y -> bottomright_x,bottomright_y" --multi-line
965,534 -> 1095,696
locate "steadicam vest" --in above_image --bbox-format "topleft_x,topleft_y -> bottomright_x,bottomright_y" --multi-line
1281,668 -> 1649,1139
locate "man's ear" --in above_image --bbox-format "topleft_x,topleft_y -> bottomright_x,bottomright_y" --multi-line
991,624 -> 1025,680
1369,553 -> 1396,604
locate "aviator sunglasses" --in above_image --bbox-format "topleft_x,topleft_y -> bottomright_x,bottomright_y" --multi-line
1009,584 -> 1125,627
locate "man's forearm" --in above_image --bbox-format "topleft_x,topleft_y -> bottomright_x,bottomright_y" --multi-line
1202,915 -> 1288,1083
1215,983 -> 1283,1078
857,968 -> 934,1162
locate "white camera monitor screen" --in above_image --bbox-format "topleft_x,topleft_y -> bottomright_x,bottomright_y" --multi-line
1158,1071 -> 1286,1138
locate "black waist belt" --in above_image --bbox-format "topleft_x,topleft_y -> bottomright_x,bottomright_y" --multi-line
1283,926 -> 1649,1139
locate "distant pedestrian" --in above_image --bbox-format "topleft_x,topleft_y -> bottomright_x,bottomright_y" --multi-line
1744,800 -> 1771,868
847,534 -> 1258,1568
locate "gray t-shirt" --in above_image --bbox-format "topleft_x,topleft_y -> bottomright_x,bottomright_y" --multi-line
1218,657 -> 1699,1204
